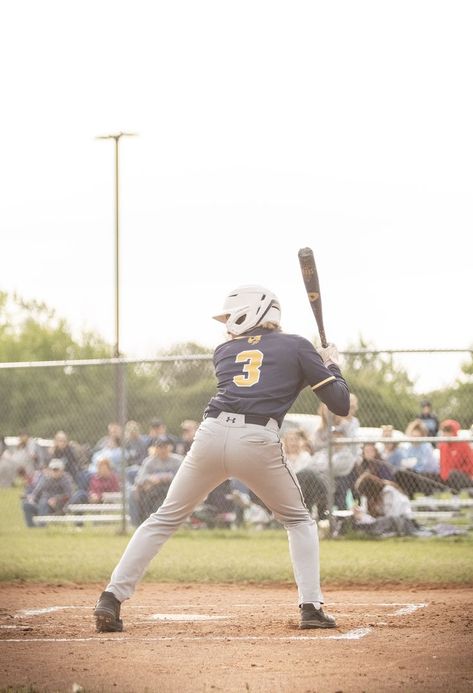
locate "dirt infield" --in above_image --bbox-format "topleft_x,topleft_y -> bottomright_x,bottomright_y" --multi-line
0,583 -> 472,692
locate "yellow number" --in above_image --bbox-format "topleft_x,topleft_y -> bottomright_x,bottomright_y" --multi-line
233,349 -> 264,387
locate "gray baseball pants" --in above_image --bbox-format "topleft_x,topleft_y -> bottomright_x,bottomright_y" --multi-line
107,412 -> 323,605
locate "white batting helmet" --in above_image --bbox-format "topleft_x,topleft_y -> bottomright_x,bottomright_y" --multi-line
213,285 -> 281,336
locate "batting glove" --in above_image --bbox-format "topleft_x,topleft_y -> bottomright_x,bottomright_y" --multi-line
316,343 -> 340,367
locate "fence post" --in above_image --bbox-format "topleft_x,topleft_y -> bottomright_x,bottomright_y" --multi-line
326,412 -> 336,536
117,361 -> 128,534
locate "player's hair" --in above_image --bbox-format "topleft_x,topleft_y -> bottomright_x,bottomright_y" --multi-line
259,321 -> 281,331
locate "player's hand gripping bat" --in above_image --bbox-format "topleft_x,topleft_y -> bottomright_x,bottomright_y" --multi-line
298,247 -> 328,348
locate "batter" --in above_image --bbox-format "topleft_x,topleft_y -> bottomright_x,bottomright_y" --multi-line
94,285 -> 350,631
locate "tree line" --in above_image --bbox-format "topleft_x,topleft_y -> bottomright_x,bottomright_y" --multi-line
1,292 -> 471,444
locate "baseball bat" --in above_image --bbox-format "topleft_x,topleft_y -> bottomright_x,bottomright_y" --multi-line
297,247 -> 328,348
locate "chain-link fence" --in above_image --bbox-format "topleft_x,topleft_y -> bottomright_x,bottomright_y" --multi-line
1,349 -> 472,535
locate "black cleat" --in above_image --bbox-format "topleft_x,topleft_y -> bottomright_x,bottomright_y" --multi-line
299,603 -> 336,629
94,591 -> 123,632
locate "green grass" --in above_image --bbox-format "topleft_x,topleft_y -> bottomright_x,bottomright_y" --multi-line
1,488 -> 472,585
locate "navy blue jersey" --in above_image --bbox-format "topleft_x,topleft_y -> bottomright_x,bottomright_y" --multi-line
205,328 -> 349,425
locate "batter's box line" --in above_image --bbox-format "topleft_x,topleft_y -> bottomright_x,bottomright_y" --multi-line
14,602 -> 428,619
0,627 -> 372,643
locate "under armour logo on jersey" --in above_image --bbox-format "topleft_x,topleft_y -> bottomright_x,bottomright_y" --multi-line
248,335 -> 261,344
226,416 -> 236,423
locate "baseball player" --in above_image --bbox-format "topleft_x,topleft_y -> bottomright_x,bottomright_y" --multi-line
94,285 -> 350,631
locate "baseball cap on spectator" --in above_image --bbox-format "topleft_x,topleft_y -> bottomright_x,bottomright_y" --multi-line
150,418 -> 164,428
420,399 -> 431,407
49,458 -> 65,471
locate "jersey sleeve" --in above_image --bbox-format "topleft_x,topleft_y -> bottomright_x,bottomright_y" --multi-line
296,336 -> 350,416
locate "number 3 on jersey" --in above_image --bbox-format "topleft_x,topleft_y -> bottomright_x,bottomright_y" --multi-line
233,349 -> 264,387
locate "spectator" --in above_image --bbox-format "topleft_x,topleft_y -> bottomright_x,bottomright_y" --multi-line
175,420 -> 199,456
90,423 -> 124,474
419,399 -> 439,438
283,429 -> 329,519
350,472 -> 419,537
143,419 -> 178,452
380,425 -> 407,469
94,422 -> 122,452
192,480 -> 236,528
123,421 -> 148,466
354,472 -> 413,520
80,458 -> 120,503
393,419 -> 443,498
402,419 -> 438,474
130,436 -> 183,525
122,421 -> 148,484
438,419 -> 473,491
349,472 -> 419,537
11,431 -> 44,481
358,442 -> 394,481
0,438 -> 18,487
312,397 -> 360,510
22,459 -> 73,528
48,430 -> 89,490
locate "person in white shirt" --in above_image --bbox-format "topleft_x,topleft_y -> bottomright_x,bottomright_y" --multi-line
353,472 -> 413,528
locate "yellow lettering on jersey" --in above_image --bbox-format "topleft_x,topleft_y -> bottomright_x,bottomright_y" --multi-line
233,349 -> 264,387
247,335 -> 261,345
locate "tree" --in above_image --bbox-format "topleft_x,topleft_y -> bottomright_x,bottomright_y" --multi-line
425,349 -> 473,428
0,291 -> 112,441
290,337 -> 419,430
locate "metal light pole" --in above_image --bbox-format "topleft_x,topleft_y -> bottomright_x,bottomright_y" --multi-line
96,131 -> 137,534
96,132 -> 137,366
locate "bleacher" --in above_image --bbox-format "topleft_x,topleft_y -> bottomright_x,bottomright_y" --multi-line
32,492 -> 128,526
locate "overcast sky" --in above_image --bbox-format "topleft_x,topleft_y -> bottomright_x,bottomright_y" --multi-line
1,1 -> 471,390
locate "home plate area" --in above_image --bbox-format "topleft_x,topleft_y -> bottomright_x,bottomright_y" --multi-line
2,586 -> 472,692
2,595 -> 427,643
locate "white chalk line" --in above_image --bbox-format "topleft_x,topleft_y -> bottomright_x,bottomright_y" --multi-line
1,602 -> 426,642
15,602 -> 428,618
0,627 -> 372,643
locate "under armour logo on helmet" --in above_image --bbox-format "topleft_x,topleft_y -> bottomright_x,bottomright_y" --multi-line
226,417 -> 236,423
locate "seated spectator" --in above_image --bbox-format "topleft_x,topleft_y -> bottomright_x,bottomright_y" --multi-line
122,420 -> 148,484
355,472 -> 413,518
283,429 -> 329,519
192,480 -> 236,528
48,430 -> 89,490
123,420 -> 148,466
175,420 -> 199,456
11,431 -> 44,481
351,472 -> 418,536
143,418 -> 179,452
93,422 -> 122,453
89,423 -> 124,475
393,419 -> 443,498
22,459 -> 73,528
380,425 -> 407,469
300,397 -> 361,511
0,439 -> 17,488
72,458 -> 121,504
402,419 -> 438,474
438,419 -> 473,491
358,442 -> 394,481
130,436 -> 183,526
